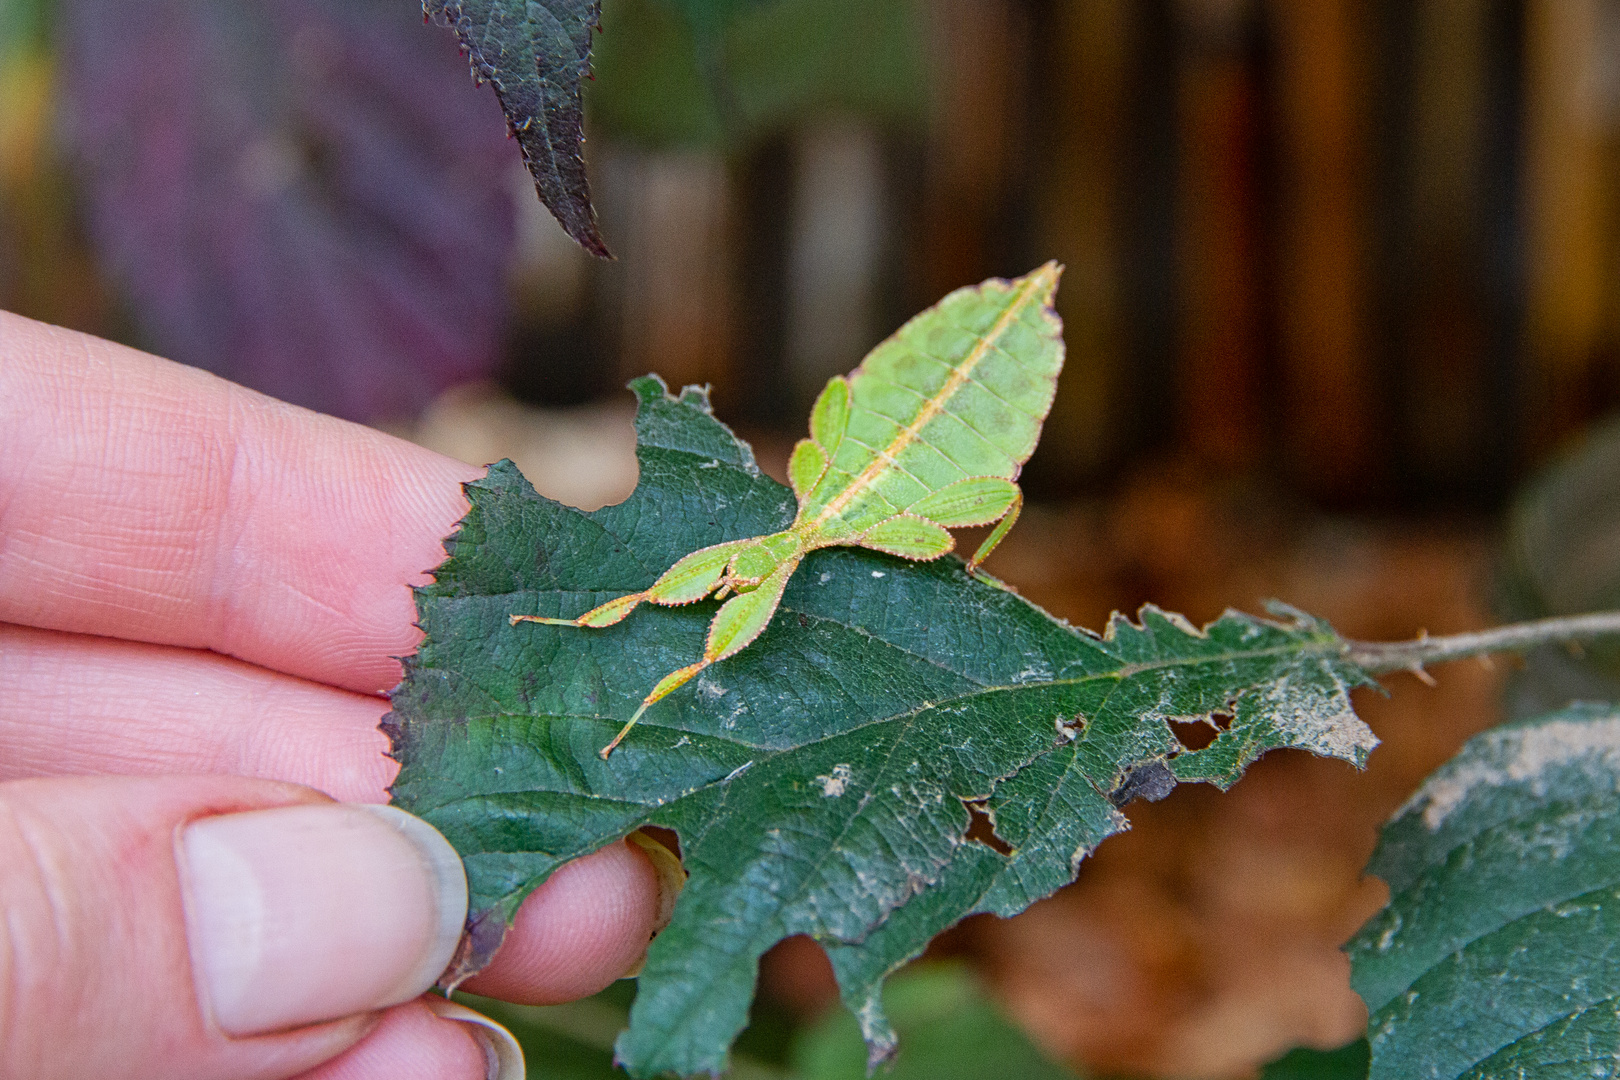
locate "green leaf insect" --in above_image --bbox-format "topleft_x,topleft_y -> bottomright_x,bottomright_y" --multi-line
512,261 -> 1065,757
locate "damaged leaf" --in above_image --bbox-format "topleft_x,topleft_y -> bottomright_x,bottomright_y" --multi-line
515,264 -> 1064,759
1348,702 -> 1620,1080
386,378 -> 1379,1078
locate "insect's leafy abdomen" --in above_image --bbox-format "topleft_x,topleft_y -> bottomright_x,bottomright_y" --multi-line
796,264 -> 1063,537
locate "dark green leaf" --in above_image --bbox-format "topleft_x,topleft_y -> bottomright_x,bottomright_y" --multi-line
1258,1040 -> 1368,1080
1347,703 -> 1620,1080
427,0 -> 609,256
791,962 -> 1081,1080
387,377 -> 1378,1078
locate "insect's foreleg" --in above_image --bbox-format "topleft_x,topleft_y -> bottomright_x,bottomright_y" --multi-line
511,589 -> 648,629
599,557 -> 801,759
512,540 -> 746,632
966,489 -> 1022,574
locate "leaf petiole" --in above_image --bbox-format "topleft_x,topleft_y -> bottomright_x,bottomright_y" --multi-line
1344,610 -> 1620,675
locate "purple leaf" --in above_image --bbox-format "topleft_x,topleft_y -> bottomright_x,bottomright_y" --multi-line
58,0 -> 518,422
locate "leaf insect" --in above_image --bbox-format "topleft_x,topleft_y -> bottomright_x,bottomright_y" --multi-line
513,262 -> 1066,758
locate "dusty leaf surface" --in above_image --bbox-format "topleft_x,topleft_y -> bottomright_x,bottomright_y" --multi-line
387,378 -> 1379,1078
1348,702 -> 1620,1080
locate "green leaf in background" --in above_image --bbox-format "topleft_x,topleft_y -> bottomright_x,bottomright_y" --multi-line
1346,702 -> 1620,1080
1258,1040 -> 1369,1080
590,0 -> 925,150
386,376 -> 1379,1077
459,983 -> 796,1080
1498,415 -> 1620,718
792,963 -> 1079,1080
426,0 -> 609,256
464,965 -> 1078,1079
0,0 -> 49,65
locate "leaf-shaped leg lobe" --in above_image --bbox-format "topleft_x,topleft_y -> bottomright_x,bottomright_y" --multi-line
511,589 -> 646,628
706,556 -> 801,662
599,659 -> 710,758
909,476 -> 1020,527
860,514 -> 955,560
648,540 -> 750,604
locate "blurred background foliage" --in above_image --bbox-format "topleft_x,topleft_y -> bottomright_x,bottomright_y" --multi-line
16,0 -> 1620,511
8,1 -> 1620,1077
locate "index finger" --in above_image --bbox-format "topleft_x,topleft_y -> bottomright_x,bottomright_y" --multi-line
0,312 -> 484,692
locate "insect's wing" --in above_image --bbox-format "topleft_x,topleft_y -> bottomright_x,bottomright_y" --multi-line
796,263 -> 1063,541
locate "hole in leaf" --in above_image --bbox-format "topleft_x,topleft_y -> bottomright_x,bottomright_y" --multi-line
757,935 -> 839,1018
636,825 -> 683,862
1107,761 -> 1177,808
961,799 -> 1014,855
1171,712 -> 1232,752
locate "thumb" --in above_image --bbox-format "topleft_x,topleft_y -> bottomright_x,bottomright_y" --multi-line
0,775 -> 467,1080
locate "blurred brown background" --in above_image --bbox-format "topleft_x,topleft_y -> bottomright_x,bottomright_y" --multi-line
5,0 -> 1619,1075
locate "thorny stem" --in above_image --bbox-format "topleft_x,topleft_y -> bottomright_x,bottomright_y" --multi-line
1344,610 -> 1620,675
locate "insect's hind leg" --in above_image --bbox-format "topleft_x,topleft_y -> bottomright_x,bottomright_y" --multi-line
965,490 -> 1022,578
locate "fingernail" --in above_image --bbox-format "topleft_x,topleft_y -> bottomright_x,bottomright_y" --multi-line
178,803 -> 467,1036
626,831 -> 684,933
423,998 -> 526,1080
621,831 -> 686,978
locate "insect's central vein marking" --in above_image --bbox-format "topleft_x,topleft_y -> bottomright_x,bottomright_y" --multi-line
805,265 -> 1055,531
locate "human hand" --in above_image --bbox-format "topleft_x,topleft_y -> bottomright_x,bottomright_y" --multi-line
0,313 -> 665,1079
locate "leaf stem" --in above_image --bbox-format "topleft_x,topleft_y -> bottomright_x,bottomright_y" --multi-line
1344,610 -> 1620,674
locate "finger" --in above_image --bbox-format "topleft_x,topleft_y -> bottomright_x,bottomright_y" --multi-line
290,1000 -> 488,1080
0,625 -> 670,1016
0,624 -> 671,1008
0,775 -> 466,1080
461,839 -> 663,1004
0,313 -> 483,693
0,622 -> 394,802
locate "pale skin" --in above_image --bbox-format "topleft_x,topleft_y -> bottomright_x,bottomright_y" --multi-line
516,263 -> 1064,758
0,313 -> 662,1080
